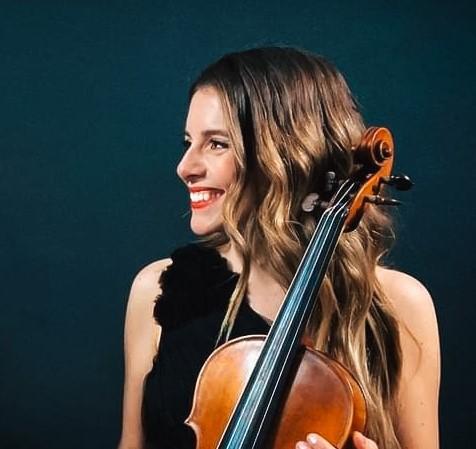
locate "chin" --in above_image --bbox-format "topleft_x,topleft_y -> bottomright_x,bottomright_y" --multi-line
190,215 -> 223,236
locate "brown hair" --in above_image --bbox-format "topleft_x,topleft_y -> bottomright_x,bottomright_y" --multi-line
190,47 -> 402,449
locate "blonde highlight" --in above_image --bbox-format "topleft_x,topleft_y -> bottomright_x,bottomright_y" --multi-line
190,47 -> 402,449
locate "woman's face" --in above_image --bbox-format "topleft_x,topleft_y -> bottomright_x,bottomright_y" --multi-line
177,87 -> 237,235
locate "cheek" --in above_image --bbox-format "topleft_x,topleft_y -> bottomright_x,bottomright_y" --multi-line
219,154 -> 238,186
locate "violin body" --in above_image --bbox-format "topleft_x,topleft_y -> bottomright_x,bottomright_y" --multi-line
187,336 -> 366,449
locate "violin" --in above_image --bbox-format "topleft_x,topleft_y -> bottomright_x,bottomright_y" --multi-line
186,127 -> 412,449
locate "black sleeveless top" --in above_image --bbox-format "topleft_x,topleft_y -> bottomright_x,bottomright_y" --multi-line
142,244 -> 270,449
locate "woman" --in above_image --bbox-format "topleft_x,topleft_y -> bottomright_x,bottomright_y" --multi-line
118,47 -> 440,449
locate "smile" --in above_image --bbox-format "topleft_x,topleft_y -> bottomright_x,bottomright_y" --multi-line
189,189 -> 224,209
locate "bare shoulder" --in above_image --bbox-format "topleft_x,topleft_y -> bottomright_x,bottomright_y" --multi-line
130,258 -> 172,298
375,267 -> 437,335
376,266 -> 440,385
124,258 -> 172,358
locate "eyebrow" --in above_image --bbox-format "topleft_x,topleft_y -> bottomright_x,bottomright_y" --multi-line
184,129 -> 230,138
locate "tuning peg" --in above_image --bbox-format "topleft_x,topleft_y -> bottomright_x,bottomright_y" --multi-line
301,193 -> 329,213
366,195 -> 401,206
324,171 -> 338,192
302,193 -> 320,212
382,174 -> 413,191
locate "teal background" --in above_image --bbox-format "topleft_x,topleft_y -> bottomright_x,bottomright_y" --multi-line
1,1 -> 474,448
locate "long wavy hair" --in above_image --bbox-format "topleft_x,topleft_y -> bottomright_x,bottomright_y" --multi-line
189,47 -> 402,449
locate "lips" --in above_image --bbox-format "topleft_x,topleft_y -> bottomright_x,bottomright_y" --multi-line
189,188 -> 225,209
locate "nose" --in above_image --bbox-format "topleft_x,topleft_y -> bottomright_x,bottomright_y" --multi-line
176,147 -> 206,184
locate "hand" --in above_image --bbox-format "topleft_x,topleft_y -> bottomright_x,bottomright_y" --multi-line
295,431 -> 378,449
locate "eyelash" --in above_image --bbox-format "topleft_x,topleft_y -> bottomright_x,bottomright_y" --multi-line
181,139 -> 229,151
209,139 -> 229,150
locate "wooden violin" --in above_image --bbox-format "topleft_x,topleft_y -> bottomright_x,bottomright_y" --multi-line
186,127 -> 412,449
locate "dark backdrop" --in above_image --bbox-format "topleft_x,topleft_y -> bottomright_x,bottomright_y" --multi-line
1,1 -> 474,448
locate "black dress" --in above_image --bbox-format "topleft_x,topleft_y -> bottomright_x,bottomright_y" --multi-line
142,244 -> 270,449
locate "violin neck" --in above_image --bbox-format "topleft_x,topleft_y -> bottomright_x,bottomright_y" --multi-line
217,187 -> 353,449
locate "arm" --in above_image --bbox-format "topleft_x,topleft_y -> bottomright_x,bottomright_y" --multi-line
383,270 -> 441,449
118,258 -> 172,449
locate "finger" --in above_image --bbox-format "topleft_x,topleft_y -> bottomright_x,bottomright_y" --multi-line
352,431 -> 379,449
295,441 -> 312,449
305,433 -> 336,449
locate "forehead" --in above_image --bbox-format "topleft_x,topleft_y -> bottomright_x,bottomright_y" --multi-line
186,87 -> 227,134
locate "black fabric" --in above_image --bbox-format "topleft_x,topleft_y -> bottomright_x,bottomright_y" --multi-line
142,244 -> 270,449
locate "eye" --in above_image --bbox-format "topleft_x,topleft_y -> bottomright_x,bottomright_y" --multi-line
182,139 -> 191,151
210,139 -> 229,150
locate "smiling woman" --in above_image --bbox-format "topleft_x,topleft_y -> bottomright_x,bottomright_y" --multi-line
118,47 -> 440,449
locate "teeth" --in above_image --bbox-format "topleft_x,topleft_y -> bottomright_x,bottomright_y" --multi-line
190,190 -> 222,203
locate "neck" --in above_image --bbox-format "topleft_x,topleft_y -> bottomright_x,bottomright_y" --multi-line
218,241 -> 286,322
218,241 -> 242,273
